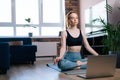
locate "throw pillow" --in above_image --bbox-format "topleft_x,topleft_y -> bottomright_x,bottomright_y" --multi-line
9,41 -> 23,46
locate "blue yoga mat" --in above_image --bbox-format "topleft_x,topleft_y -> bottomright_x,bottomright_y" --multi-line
46,63 -> 87,75
46,62 -> 87,72
46,63 -> 62,72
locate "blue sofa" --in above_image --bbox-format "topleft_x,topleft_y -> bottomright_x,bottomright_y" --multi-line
0,37 -> 37,73
0,43 -> 10,74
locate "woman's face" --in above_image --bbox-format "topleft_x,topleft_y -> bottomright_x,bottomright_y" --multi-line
69,13 -> 79,26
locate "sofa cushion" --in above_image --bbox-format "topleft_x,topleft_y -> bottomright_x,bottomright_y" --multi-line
0,37 -> 32,45
9,41 -> 23,46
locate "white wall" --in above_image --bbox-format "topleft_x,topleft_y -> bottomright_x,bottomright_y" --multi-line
32,42 -> 58,57
107,0 -> 120,26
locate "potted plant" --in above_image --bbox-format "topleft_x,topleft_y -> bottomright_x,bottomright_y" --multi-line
92,3 -> 120,53
92,17 -> 120,68
24,18 -> 36,37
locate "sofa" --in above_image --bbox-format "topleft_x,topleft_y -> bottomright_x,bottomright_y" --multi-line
0,37 -> 37,73
0,43 -> 10,74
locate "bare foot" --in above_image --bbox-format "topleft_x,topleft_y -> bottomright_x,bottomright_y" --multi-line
82,62 -> 87,65
77,61 -> 82,66
74,66 -> 81,70
77,61 -> 87,66
75,61 -> 87,70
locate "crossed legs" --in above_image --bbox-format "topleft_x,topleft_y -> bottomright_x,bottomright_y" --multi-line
58,58 -> 87,71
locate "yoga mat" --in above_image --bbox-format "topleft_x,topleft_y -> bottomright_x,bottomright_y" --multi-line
46,63 -> 87,75
63,69 -> 86,75
46,63 -> 61,72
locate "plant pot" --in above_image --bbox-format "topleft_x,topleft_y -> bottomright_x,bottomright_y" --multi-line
109,51 -> 120,68
28,32 -> 33,37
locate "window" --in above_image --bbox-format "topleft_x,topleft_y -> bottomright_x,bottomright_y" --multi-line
41,0 -> 65,36
85,0 -> 107,35
43,0 -> 61,23
41,27 -> 62,36
16,0 -> 39,24
0,0 -> 11,22
0,0 -> 65,37
0,27 -> 13,36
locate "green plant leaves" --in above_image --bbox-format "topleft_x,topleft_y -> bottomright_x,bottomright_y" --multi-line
25,18 -> 31,23
92,17 -> 120,51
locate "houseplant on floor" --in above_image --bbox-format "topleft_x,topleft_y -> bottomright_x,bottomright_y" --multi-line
92,17 -> 120,68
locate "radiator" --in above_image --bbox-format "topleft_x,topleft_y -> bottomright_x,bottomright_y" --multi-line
32,42 -> 57,57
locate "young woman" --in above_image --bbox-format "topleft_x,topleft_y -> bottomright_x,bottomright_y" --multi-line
54,11 -> 99,71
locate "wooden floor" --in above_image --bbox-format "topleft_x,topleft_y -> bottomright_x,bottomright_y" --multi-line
0,59 -> 120,80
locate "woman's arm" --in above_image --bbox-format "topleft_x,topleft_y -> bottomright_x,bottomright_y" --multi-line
59,31 -> 67,58
54,31 -> 67,64
81,28 -> 99,56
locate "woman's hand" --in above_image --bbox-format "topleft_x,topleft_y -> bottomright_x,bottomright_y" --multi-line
54,56 -> 62,64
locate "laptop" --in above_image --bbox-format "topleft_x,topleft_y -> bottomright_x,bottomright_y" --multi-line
77,55 -> 117,79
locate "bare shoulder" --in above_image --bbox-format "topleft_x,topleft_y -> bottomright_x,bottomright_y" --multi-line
80,28 -> 86,37
61,30 -> 67,37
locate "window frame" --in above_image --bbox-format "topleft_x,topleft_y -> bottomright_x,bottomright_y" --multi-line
85,0 -> 107,35
0,0 -> 65,37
